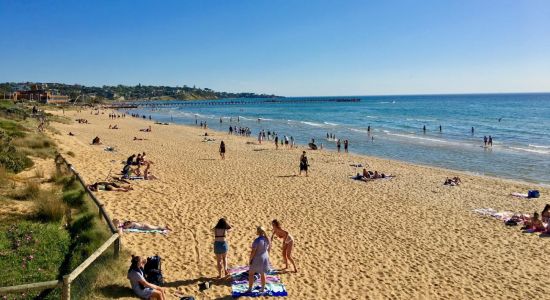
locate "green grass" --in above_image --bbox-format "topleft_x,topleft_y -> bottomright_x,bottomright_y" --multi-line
0,222 -> 70,286
0,119 -> 27,138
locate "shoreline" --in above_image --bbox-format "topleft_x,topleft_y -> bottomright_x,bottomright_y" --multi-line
48,109 -> 550,299
134,112 -> 549,188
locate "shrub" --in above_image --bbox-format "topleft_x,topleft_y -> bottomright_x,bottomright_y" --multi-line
34,168 -> 44,178
34,190 -> 66,223
11,181 -> 41,201
62,189 -> 85,208
0,165 -> 8,186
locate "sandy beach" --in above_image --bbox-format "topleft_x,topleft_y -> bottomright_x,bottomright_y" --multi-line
48,109 -> 549,299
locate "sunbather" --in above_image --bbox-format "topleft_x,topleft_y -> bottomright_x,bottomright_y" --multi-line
522,212 -> 545,232
541,204 -> 550,223
113,219 -> 171,231
92,136 -> 101,145
88,182 -> 132,192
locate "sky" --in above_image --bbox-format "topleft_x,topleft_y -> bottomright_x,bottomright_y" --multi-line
0,0 -> 549,96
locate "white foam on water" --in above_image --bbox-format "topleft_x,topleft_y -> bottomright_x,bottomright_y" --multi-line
301,121 -> 324,127
349,128 -> 370,134
509,147 -> 550,155
529,144 -> 550,149
324,122 -> 339,126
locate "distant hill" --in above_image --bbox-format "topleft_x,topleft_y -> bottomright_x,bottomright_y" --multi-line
0,82 -> 282,101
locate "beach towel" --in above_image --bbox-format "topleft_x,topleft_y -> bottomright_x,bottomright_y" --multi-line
229,266 -> 287,298
472,208 -> 529,223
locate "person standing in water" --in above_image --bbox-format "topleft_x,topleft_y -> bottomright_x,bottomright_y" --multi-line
488,136 -> 493,147
483,136 -> 488,146
299,151 -> 309,176
439,125 -> 442,133
344,140 -> 349,153
219,141 -> 226,160
423,125 -> 426,134
336,139 -> 341,152
471,127 -> 475,135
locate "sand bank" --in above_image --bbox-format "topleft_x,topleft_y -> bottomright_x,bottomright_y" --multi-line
48,109 -> 549,299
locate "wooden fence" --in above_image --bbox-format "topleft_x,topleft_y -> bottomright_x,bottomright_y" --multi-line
0,154 -> 121,299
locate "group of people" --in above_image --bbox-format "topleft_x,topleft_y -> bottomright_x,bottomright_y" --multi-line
108,124 -> 119,129
518,204 -> 550,233
76,118 -> 89,124
444,177 -> 462,186
122,152 -> 157,180
353,168 -> 391,181
228,125 -> 251,136
336,139 -> 349,153
212,218 -> 297,291
109,113 -> 126,119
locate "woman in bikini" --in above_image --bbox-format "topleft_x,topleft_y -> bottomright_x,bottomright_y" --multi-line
541,204 -> 550,223
522,212 -> 545,232
270,219 -> 297,273
213,218 -> 232,278
113,219 -> 171,232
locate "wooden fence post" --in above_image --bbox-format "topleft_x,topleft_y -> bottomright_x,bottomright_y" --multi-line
114,237 -> 120,258
62,275 -> 70,300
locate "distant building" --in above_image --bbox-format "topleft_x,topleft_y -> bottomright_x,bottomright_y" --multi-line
13,83 -> 70,104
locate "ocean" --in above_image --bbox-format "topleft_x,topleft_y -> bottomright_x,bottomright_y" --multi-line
127,93 -> 550,185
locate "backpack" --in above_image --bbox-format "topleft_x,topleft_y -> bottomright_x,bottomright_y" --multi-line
144,255 -> 164,286
528,190 -> 540,199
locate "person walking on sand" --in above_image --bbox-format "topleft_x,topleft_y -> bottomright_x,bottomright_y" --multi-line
274,135 -> 279,150
299,151 -> 309,176
271,219 -> 297,273
219,141 -> 226,160
246,226 -> 271,294
213,218 -> 232,278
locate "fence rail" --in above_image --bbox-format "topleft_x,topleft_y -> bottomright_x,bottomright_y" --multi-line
0,154 -> 121,299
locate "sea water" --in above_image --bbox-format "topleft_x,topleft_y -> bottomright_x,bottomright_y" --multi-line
128,93 -> 550,185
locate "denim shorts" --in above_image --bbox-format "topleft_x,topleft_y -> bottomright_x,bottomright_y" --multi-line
214,241 -> 228,254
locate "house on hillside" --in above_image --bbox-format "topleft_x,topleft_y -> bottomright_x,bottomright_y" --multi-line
13,83 -> 70,104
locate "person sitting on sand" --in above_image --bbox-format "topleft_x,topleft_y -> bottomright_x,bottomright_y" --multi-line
271,220 -> 297,273
114,219 -> 171,231
541,204 -> 550,223
444,177 -> 461,186
88,182 -> 133,192
127,255 -> 166,300
68,132 -> 75,136
246,226 -> 271,294
133,136 -> 148,141
213,218 -> 232,278
144,162 -> 157,180
92,136 -> 101,145
522,212 -> 545,232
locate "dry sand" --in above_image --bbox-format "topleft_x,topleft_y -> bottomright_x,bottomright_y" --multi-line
48,109 -> 549,299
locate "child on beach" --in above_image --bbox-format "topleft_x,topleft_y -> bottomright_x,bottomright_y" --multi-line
271,219 -> 297,273
213,218 -> 232,278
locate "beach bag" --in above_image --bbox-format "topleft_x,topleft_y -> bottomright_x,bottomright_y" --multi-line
144,255 -> 164,286
528,190 -> 540,198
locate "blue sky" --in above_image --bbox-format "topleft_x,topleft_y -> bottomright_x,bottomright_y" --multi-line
0,0 -> 549,96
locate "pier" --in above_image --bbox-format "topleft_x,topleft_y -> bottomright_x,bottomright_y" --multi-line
120,97 -> 360,108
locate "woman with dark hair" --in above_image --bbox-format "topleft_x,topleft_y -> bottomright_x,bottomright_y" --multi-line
127,255 -> 165,299
219,141 -> 226,160
541,204 -> 550,223
271,219 -> 297,273
213,218 -> 232,278
299,151 -> 308,176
